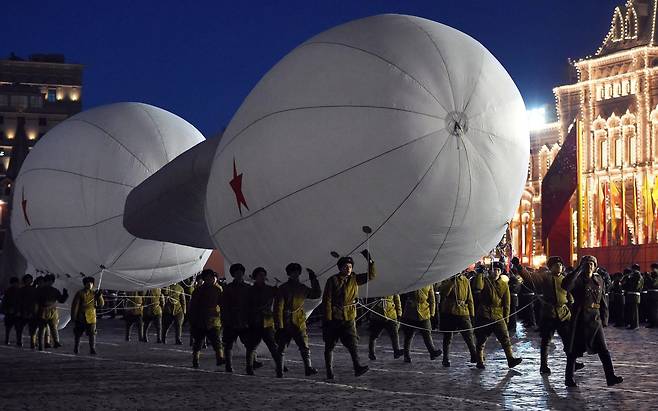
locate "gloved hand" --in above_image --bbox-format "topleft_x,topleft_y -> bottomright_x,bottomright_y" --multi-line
306,268 -> 317,280
62,288 -> 69,296
360,249 -> 372,261
94,290 -> 102,298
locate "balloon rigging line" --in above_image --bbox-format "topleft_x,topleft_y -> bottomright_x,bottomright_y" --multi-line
68,119 -> 152,173
213,105 -> 445,163
15,214 -> 124,240
212,127 -> 446,236
460,53 -> 487,114
300,41 -> 451,116
312,129 -> 454,281
18,168 -> 137,188
105,237 -> 138,270
409,20 -> 457,112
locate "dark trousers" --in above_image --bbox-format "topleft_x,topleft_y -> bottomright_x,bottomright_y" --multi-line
508,294 -> 519,331
369,319 -> 400,351
625,301 -> 640,329
246,327 -> 280,371
475,318 -> 511,351
38,317 -> 60,349
402,319 -> 437,354
277,325 -> 310,356
223,326 -> 250,351
16,318 -> 38,348
124,314 -> 143,341
441,314 -> 476,359
192,325 -> 222,354
162,312 -> 184,343
73,322 -> 97,351
142,314 -> 162,342
4,314 -> 18,345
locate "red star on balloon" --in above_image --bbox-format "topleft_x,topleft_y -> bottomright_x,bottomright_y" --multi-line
21,187 -> 31,226
229,157 -> 249,216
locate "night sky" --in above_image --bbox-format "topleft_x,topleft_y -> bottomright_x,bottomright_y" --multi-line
6,0 -> 622,136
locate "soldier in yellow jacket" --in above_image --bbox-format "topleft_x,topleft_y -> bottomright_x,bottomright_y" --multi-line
189,269 -> 224,369
368,294 -> 404,361
142,288 -> 164,343
472,261 -> 522,369
438,271 -> 477,367
274,263 -> 321,376
36,274 -> 68,350
401,285 -> 441,363
322,251 -> 375,380
162,283 -> 187,345
71,277 -> 104,355
124,291 -> 144,341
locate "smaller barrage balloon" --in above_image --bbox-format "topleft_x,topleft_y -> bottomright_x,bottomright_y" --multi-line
11,103 -> 211,291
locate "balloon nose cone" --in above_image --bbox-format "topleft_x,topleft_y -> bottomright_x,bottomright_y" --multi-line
445,111 -> 469,137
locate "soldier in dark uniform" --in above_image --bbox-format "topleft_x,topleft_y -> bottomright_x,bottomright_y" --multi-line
367,293 -> 404,361
507,265 -> 523,333
538,257 -> 583,375
123,291 -> 144,341
142,288 -> 164,343
598,267 -> 612,327
646,263 -> 658,328
563,255 -> 622,387
245,267 -> 283,377
621,267 -> 644,329
438,271 -> 477,367
36,274 -> 68,350
222,263 -> 251,373
275,263 -> 321,375
2,277 -> 20,345
162,282 -> 187,344
71,277 -> 104,355
16,274 -> 39,348
472,261 -> 522,369
610,272 -> 625,327
322,251 -> 375,380
189,269 -> 224,369
401,284 -> 442,363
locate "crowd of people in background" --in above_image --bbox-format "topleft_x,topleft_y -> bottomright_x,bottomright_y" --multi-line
1,251 -> 657,387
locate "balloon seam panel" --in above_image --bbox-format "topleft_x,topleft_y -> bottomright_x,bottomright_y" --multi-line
18,168 -> 137,188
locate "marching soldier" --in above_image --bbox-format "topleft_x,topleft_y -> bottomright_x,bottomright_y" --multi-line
645,263 -> 658,328
401,284 -> 442,363
367,293 -> 404,361
537,257 -> 583,375
472,261 -> 522,369
222,263 -> 251,373
598,268 -> 612,327
438,271 -> 477,367
189,269 -> 224,369
142,287 -> 164,343
36,274 -> 68,350
621,267 -> 644,330
610,273 -> 625,327
71,277 -> 104,355
16,274 -> 39,348
245,267 -> 283,377
2,277 -> 20,345
274,263 -> 321,375
162,282 -> 187,344
124,291 -> 144,341
563,255 -> 622,387
322,251 -> 375,380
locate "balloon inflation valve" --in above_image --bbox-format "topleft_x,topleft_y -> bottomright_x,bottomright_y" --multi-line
445,111 -> 469,137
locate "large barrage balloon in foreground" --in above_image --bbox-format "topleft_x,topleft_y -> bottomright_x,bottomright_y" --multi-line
125,14 -> 529,296
11,103 -> 211,291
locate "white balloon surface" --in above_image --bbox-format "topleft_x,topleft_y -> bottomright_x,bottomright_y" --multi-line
205,14 -> 529,296
11,103 -> 211,291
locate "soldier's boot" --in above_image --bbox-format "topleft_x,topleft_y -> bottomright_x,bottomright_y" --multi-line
403,335 -> 412,363
392,337 -> 404,359
476,347 -> 485,369
216,348 -> 225,366
540,344 -> 551,375
125,324 -> 131,342
368,338 -> 376,361
161,329 -> 167,345
348,345 -> 369,377
89,335 -> 97,355
503,345 -> 522,368
422,332 -> 441,360
442,338 -> 450,367
302,351 -> 317,376
52,331 -> 62,349
175,324 -> 183,345
253,355 -> 264,369
245,350 -> 255,375
37,329 -> 44,351
565,355 -> 577,387
465,337 -> 478,363
324,350 -> 335,380
274,353 -> 284,378
192,351 -> 200,369
599,351 -> 623,386
156,323 -> 163,344
73,335 -> 80,354
225,349 -> 233,373
575,361 -> 585,371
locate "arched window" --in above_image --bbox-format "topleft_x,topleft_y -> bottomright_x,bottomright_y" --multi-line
626,6 -> 638,39
613,8 -> 625,40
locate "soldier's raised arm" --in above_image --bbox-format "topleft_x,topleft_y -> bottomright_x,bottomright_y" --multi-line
305,268 -> 321,299
355,249 -> 376,285
562,264 -> 583,292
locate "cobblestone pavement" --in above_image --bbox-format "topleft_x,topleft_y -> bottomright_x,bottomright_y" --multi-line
1,319 -> 656,410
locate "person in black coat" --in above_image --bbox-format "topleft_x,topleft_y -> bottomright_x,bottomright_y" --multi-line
562,255 -> 622,388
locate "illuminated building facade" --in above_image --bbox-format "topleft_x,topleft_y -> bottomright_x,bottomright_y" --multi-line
513,0 -> 658,271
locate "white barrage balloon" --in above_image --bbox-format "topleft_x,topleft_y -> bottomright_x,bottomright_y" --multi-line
126,14 -> 529,297
11,103 -> 211,291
